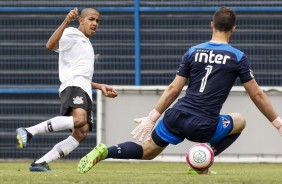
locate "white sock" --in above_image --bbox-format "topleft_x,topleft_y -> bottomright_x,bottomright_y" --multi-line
35,136 -> 79,163
26,116 -> 74,136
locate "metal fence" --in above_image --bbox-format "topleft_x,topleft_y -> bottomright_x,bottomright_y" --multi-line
0,0 -> 282,159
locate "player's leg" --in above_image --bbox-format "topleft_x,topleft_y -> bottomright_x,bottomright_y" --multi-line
77,120 -> 172,174
104,117 -> 171,160
105,129 -> 169,160
77,108 -> 186,174
29,135 -> 80,172
29,87 -> 92,171
17,87 -> 92,149
141,132 -> 168,159
16,87 -> 81,149
209,112 -> 246,156
29,110 -> 90,172
77,134 -> 167,174
228,112 -> 246,135
29,109 -> 89,172
16,116 -> 74,149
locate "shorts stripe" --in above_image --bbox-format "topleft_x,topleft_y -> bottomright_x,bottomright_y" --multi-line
209,115 -> 233,144
155,119 -> 184,145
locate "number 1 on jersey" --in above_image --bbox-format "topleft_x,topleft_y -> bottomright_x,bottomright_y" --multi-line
200,65 -> 213,92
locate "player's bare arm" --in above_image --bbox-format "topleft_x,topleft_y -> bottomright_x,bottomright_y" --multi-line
243,79 -> 282,134
154,75 -> 187,114
91,82 -> 118,98
46,7 -> 79,51
243,79 -> 277,122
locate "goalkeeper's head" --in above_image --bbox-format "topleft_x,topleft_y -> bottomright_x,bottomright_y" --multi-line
212,7 -> 237,33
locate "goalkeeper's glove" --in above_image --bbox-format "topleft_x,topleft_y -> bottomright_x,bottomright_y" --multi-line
271,116 -> 282,135
131,109 -> 161,142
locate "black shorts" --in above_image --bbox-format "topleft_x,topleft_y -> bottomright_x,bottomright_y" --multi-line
60,86 -> 94,131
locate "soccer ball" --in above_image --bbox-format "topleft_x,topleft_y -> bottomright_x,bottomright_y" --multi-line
186,143 -> 214,171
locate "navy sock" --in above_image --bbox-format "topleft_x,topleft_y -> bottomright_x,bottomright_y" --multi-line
211,133 -> 240,156
106,141 -> 143,159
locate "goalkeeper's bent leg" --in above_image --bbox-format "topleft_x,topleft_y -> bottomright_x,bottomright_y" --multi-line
106,141 -> 143,159
211,134 -> 240,156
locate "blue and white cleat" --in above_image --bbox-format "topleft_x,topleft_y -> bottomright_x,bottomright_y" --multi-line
16,128 -> 31,149
29,159 -> 52,172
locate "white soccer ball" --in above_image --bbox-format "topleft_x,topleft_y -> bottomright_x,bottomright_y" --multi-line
186,143 -> 214,171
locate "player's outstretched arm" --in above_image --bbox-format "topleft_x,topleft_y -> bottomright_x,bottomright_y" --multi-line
131,75 -> 187,142
243,79 -> 282,135
91,82 -> 118,98
46,7 -> 79,51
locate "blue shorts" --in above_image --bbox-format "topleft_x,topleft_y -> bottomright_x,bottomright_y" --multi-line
153,108 -> 233,145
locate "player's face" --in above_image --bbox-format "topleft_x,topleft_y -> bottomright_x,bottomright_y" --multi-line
79,11 -> 100,38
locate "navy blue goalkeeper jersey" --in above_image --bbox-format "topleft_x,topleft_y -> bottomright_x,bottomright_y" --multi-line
173,41 -> 254,120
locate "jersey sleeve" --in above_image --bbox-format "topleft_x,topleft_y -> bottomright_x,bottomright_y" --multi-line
237,54 -> 254,84
57,28 -> 75,52
176,49 -> 194,78
58,34 -> 74,52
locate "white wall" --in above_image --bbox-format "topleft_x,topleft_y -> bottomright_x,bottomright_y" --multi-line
97,86 -> 282,162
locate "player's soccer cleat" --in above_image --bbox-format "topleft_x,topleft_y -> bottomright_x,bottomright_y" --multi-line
29,159 -> 52,172
188,168 -> 199,174
77,143 -> 108,174
188,168 -> 216,175
16,128 -> 32,149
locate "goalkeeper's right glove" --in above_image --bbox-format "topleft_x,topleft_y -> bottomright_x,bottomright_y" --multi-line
271,116 -> 282,135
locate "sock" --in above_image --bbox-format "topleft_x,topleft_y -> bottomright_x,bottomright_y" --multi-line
106,141 -> 143,159
211,133 -> 240,156
26,116 -> 74,136
35,136 -> 79,163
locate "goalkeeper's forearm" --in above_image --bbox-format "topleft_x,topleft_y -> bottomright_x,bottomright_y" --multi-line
154,86 -> 182,114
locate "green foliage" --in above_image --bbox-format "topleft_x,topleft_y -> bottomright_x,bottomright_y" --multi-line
1,161 -> 282,184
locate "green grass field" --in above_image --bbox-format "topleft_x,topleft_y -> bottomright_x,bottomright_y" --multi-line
1,161 -> 282,184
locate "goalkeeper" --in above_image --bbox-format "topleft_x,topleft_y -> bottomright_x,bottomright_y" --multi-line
77,7 -> 282,174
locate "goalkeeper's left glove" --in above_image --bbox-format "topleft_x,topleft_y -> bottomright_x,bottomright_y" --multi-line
271,116 -> 282,135
131,109 -> 161,142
